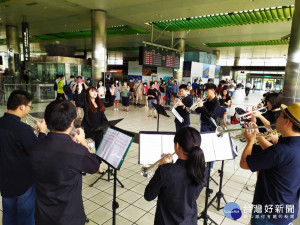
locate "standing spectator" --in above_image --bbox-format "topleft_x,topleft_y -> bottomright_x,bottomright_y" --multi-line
72,76 -> 88,119
217,88 -> 231,129
154,81 -> 160,104
245,81 -> 252,99
228,80 -> 236,97
121,81 -> 130,112
269,82 -> 272,90
113,81 -> 120,111
128,78 -> 135,102
86,78 -> 93,87
0,90 -> 47,225
216,80 -> 227,95
159,81 -> 166,105
56,75 -> 65,100
187,82 -> 193,97
30,100 -> 100,225
192,79 -> 198,93
172,80 -> 179,103
166,78 -> 173,105
143,82 -> 149,108
66,75 -> 76,101
265,81 -> 269,90
147,82 -> 159,118
196,80 -> 204,99
134,79 -> 143,107
252,81 -> 256,93
97,80 -> 106,102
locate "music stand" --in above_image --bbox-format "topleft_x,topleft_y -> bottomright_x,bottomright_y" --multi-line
90,119 -> 124,188
91,126 -> 134,225
198,132 -> 237,225
152,103 -> 170,132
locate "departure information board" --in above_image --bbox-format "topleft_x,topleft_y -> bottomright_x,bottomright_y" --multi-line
139,46 -> 180,68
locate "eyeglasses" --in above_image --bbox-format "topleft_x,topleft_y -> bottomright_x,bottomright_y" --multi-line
26,105 -> 33,110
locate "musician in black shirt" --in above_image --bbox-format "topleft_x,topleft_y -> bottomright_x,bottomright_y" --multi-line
144,127 -> 206,225
174,84 -> 193,131
30,100 -> 100,225
195,83 -> 220,132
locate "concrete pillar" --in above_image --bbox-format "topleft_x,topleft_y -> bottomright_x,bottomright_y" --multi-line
213,50 -> 220,65
282,0 -> 300,104
6,25 -> 20,78
91,10 -> 107,85
175,38 -> 185,84
232,57 -> 240,81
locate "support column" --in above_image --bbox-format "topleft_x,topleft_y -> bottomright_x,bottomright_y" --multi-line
232,57 -> 240,81
91,10 -> 107,85
213,50 -> 220,65
6,25 -> 20,78
175,38 -> 184,84
282,0 -> 300,104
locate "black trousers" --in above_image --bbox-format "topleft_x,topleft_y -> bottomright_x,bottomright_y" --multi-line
245,87 -> 250,96
56,93 -> 66,100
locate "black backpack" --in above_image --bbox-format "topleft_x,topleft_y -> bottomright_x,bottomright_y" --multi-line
54,81 -> 58,91
63,82 -> 72,96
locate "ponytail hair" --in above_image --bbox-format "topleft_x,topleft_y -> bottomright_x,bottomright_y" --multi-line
174,127 -> 206,186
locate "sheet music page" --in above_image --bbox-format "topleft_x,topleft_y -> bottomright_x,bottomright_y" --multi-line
139,134 -> 162,165
161,134 -> 178,162
212,133 -> 234,161
97,128 -> 132,169
200,133 -> 216,162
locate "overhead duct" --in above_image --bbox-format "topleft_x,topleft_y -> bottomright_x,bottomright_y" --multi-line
44,44 -> 76,57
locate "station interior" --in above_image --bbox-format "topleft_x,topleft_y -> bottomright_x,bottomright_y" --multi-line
0,0 -> 299,225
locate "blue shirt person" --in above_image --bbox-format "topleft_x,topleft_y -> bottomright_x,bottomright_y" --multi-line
240,103 -> 300,225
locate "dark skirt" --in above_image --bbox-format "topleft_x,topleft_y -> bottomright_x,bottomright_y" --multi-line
122,96 -> 130,106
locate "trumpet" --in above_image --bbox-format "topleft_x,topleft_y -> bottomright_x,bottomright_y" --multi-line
190,97 -> 207,111
140,152 -> 176,178
217,124 -> 276,138
236,106 -> 268,121
25,113 -> 43,136
254,130 -> 281,145
172,96 -> 183,109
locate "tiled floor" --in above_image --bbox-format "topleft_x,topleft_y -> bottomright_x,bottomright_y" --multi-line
0,89 -> 298,225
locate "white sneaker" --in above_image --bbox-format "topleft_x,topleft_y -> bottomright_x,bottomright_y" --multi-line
116,108 -> 119,111
246,185 -> 255,192
210,168 -> 214,174
114,108 -> 116,111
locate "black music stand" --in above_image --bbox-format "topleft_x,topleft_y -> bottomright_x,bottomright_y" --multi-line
90,119 -> 124,188
152,103 -> 170,132
91,126 -> 134,225
207,160 -> 227,210
198,162 -> 218,225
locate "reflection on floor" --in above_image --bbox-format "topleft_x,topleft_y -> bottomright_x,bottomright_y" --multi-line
0,89 -> 297,225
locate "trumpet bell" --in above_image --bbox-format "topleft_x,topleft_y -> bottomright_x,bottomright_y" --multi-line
140,165 -> 153,178
86,138 -> 96,153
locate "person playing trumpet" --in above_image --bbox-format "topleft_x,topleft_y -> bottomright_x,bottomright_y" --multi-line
240,103 -> 300,225
174,84 -> 193,131
144,127 -> 207,225
0,90 -> 47,225
29,100 -> 101,225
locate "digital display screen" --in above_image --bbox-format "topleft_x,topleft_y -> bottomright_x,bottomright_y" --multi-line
139,46 -> 180,68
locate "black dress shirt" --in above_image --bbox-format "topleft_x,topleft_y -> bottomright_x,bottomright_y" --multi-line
195,96 -> 220,125
175,96 -> 193,126
0,113 -> 46,198
30,133 -> 100,225
144,159 -> 204,225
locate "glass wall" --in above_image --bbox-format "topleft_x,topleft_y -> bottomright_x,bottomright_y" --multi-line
81,65 -> 92,79
28,63 -> 65,83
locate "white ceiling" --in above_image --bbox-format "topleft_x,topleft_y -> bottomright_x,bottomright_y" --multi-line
0,0 -> 296,59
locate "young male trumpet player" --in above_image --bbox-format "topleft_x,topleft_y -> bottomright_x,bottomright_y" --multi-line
29,100 -> 100,225
240,103 -> 300,225
174,84 -> 193,131
0,90 -> 47,225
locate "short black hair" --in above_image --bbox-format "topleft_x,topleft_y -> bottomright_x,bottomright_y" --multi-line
44,100 -> 77,131
205,83 -> 216,91
220,80 -> 226,84
7,90 -> 33,110
77,76 -> 82,79
150,81 -> 154,86
70,75 -> 75,78
179,84 -> 187,90
265,92 -> 281,110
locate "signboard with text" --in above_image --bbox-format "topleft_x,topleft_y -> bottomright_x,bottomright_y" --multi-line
22,22 -> 30,62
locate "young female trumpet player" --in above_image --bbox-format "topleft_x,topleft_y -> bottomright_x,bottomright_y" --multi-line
144,127 -> 206,225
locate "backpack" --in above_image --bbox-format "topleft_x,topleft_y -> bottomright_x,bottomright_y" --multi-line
54,81 -> 58,91
63,82 -> 72,96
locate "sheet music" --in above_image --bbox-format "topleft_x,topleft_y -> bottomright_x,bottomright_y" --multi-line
200,133 -> 216,162
139,134 -> 162,165
97,128 -> 133,169
212,133 -> 234,161
171,108 -> 184,123
139,133 -> 177,165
